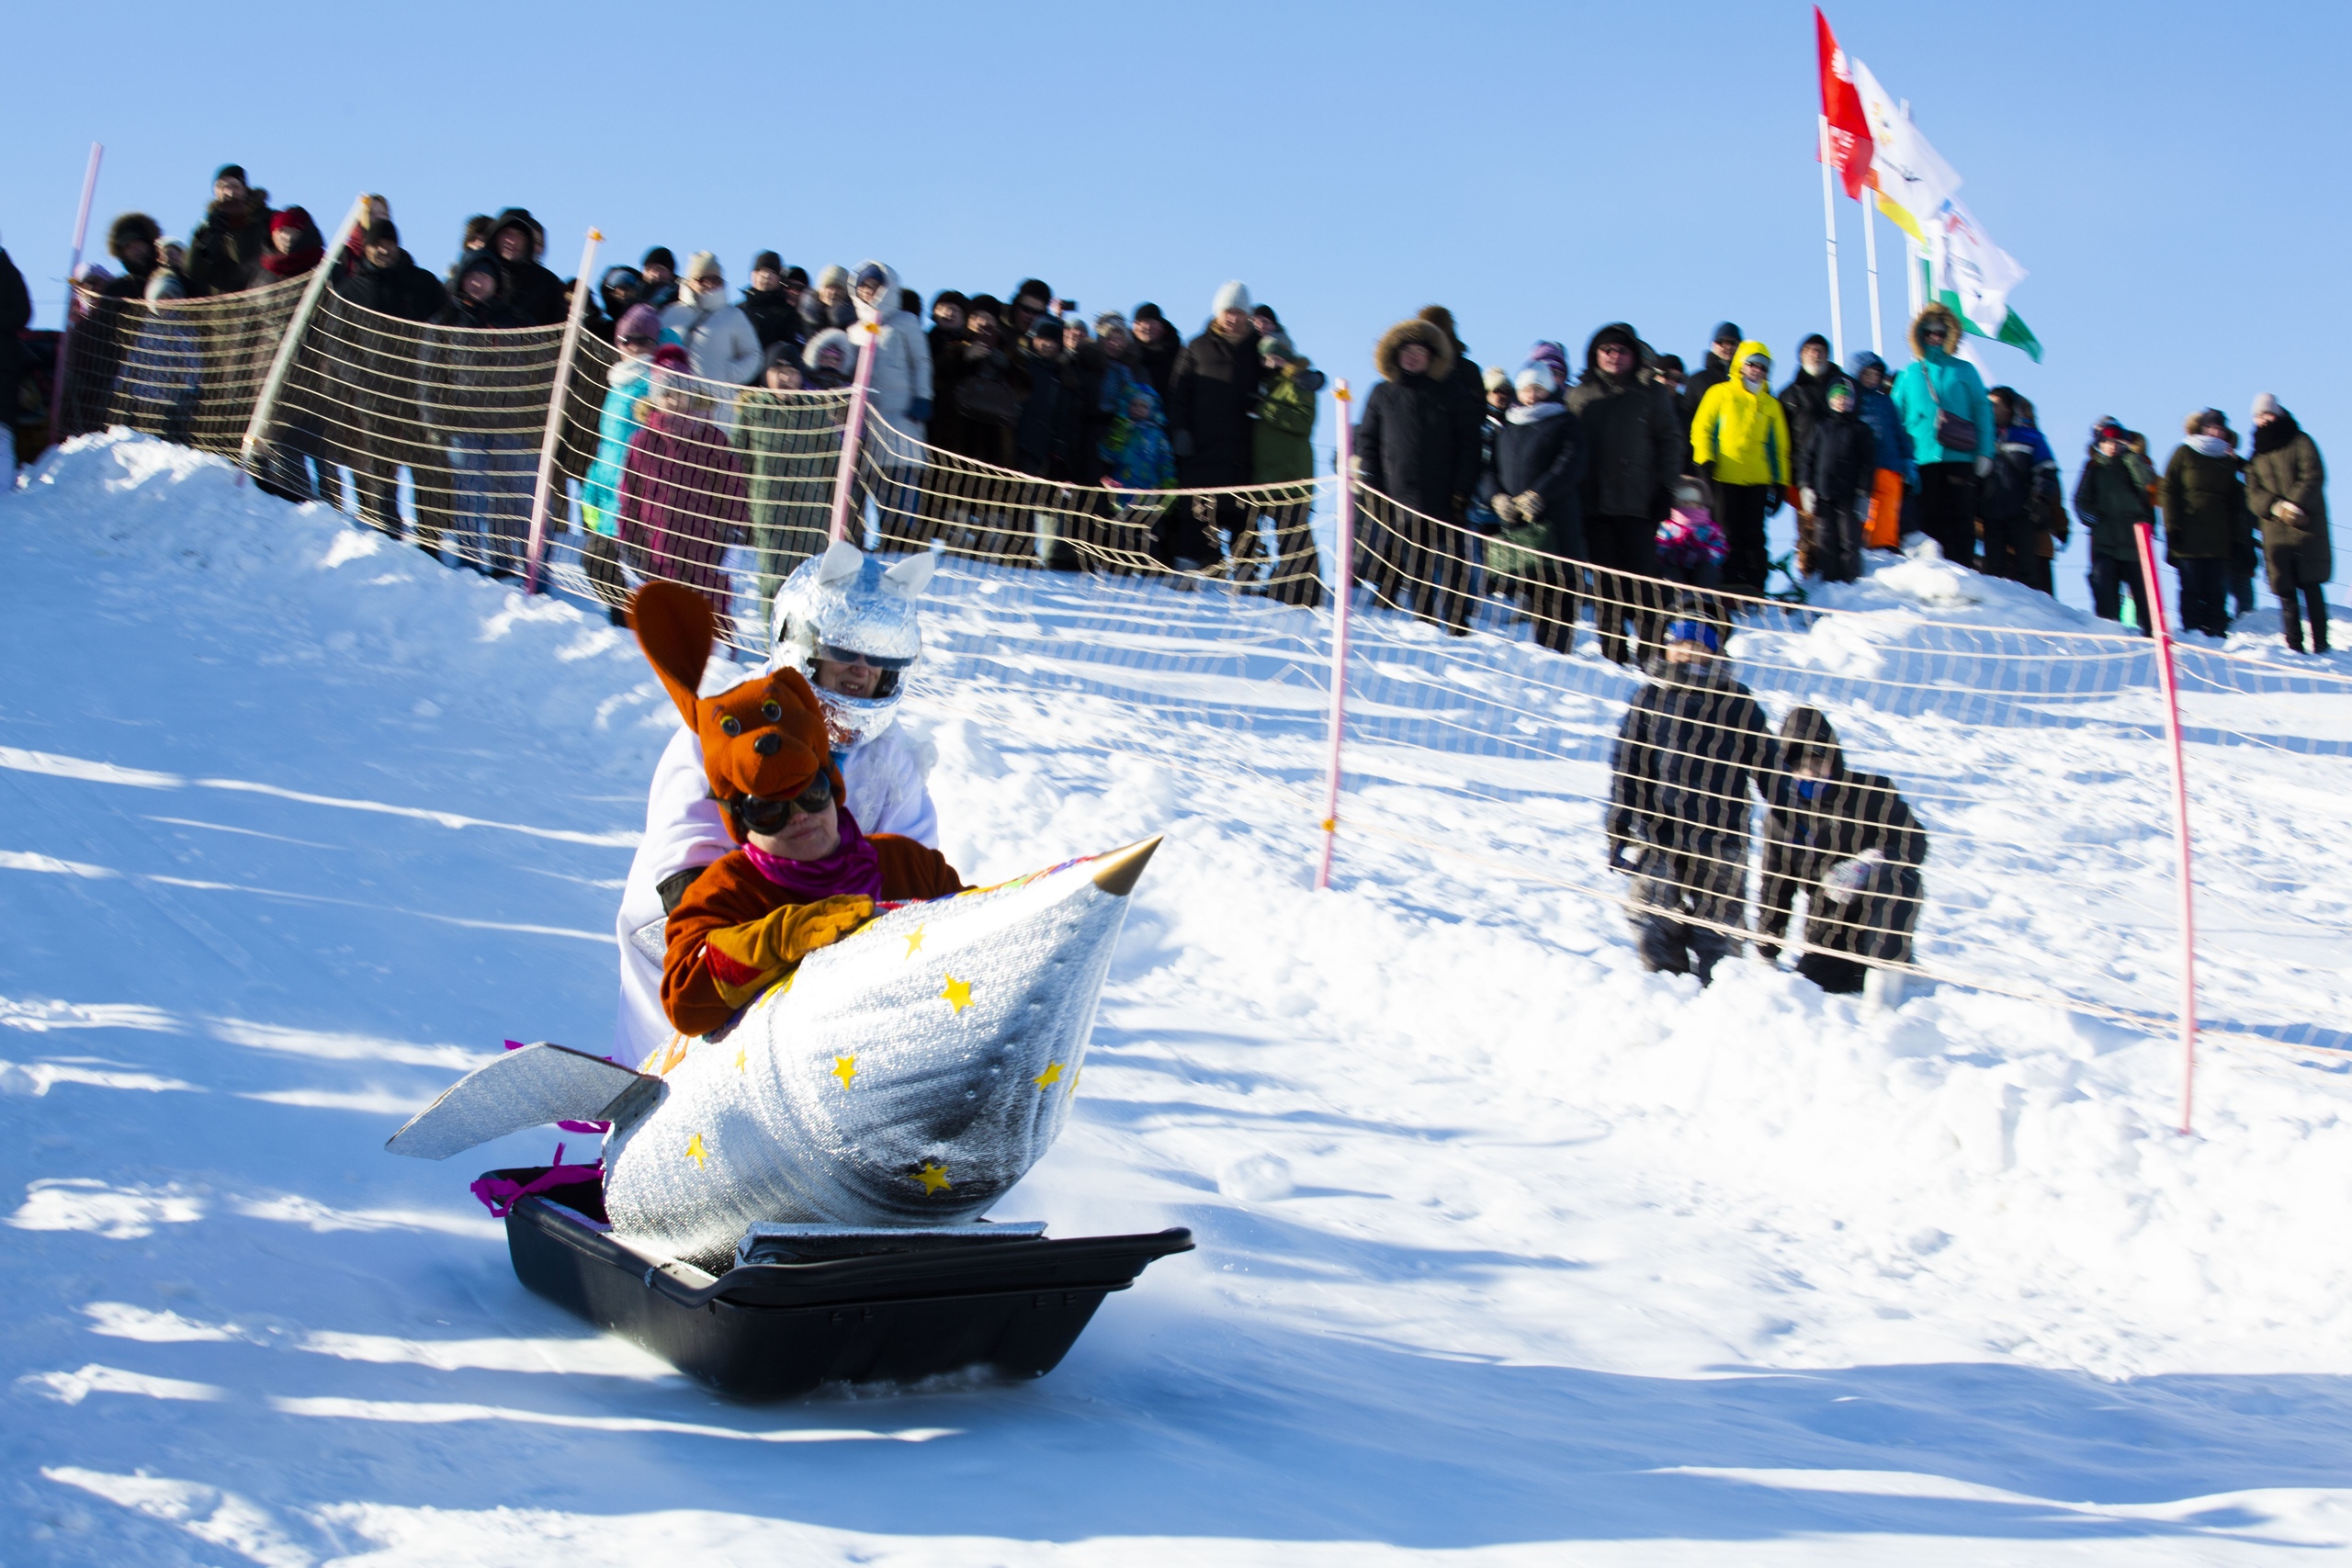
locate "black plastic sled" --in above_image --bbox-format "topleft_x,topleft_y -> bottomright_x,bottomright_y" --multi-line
489,1167 -> 1193,1400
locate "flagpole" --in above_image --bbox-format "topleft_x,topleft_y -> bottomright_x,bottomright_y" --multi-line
1862,190 -> 1883,357
1817,114 -> 1845,364
1904,235 -> 1923,324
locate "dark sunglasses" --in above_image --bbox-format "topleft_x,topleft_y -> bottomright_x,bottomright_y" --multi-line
726,772 -> 832,834
817,643 -> 913,671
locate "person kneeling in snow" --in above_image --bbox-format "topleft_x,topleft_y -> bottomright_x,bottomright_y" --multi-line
613,542 -> 946,1063
1606,610 -> 1780,984
1757,707 -> 1927,1001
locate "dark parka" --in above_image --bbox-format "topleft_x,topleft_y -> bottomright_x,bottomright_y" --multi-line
2072,446 -> 2157,561
487,210 -> 565,328
1797,400 -> 1881,510
1355,319 -> 1480,520
1565,323 -> 1682,522
1776,355 -> 1834,479
740,286 -> 803,353
1758,706 -> 1927,961
1607,660 -> 1781,856
336,250 -> 448,322
2161,442 -> 2249,562
1165,321 -> 1262,486
2246,414 -> 2331,584
1481,402 -> 1586,569
186,194 -> 275,297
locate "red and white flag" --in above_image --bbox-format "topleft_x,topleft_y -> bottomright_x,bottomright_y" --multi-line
1815,8 -> 1875,200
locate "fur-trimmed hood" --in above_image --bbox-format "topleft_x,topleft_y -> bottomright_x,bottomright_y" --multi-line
1908,301 -> 1964,362
1374,318 -> 1456,384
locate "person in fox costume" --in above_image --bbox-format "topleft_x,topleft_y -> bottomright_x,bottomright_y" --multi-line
627,581 -> 966,1041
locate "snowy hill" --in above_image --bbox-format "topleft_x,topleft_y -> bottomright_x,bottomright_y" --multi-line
4,434 -> 2349,1565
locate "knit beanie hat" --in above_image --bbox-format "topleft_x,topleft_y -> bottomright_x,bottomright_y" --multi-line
365,219 -> 399,246
2251,391 -> 2283,420
213,164 -> 246,186
1092,310 -> 1128,336
1482,365 -> 1511,393
684,251 -> 722,281
615,303 -> 662,342
752,250 -> 783,274
816,264 -> 850,289
1711,321 -> 1742,346
1515,361 -> 1561,395
1211,279 -> 1252,317
784,265 -> 809,287
270,208 -> 311,239
1133,301 -> 1166,325
641,246 -> 676,271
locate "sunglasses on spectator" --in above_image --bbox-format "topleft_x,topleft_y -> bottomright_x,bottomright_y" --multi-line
726,773 -> 832,834
818,644 -> 913,671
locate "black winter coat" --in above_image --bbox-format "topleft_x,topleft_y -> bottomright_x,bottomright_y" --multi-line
1482,405 -> 1586,554
187,197 -> 274,296
1132,332 -> 1180,398
1607,666 -> 1781,853
740,288 -> 803,353
1679,350 -> 1734,428
2073,450 -> 2156,560
498,260 -> 566,329
1777,367 -> 1833,479
336,254 -> 447,322
1797,410 -> 1880,508
0,247 -> 28,378
1566,366 -> 1681,521
1165,325 -> 1261,486
1357,369 -> 1478,520
1014,347 -> 1069,475
1758,709 -> 1927,958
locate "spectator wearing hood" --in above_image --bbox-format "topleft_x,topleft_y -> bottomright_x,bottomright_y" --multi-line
1978,386 -> 2062,592
588,265 -> 647,345
1163,281 -> 1262,570
1482,360 -> 1587,654
848,259 -> 933,434
1250,331 -> 1327,605
2246,394 -> 2330,653
1568,322 -> 1683,664
1846,351 -> 1914,552
334,220 -> 447,539
258,207 -> 325,282
187,165 -> 275,296
1129,303 -> 1181,397
1758,706 -> 1927,1000
1679,322 -> 1741,439
2162,409 -> 2248,637
1356,316 -> 1481,628
801,327 -> 855,391
1607,607 -> 1781,985
487,209 -> 563,328
1796,375 -> 1877,584
639,247 -> 680,310
249,206 -> 347,508
800,265 -> 854,334
102,213 -> 164,299
661,252 -> 763,397
1689,338 -> 1791,598
734,341 -> 836,613
575,303 -> 664,620
1778,333 -> 1835,575
618,344 -> 751,620
1890,302 -> 1996,569
420,253 -> 532,572
2073,419 -> 2158,636
740,252 -> 802,355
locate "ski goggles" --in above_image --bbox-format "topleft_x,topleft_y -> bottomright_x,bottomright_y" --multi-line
816,643 -> 914,672
726,772 -> 833,834
1663,619 -> 1722,653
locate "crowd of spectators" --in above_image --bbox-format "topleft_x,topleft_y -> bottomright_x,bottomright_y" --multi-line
29,162 -> 2334,655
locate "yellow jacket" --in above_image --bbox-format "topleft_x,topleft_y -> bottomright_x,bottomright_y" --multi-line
1690,341 -> 1792,486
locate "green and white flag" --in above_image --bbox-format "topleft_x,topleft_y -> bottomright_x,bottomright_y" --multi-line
1926,197 -> 2042,363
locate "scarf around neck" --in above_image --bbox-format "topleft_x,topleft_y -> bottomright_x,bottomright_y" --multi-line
741,806 -> 883,901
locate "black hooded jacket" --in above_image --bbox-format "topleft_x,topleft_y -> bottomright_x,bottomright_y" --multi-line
1607,660 -> 1781,854
187,194 -> 275,296
1166,321 -> 1262,485
1758,706 -> 1927,955
1797,404 -> 1881,508
1565,323 -> 1683,520
487,210 -> 564,327
1356,320 -> 1480,519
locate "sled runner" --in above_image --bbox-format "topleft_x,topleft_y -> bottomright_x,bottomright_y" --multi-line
491,1165 -> 1193,1398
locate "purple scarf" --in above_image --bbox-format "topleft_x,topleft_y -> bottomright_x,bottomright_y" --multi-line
741,806 -> 884,900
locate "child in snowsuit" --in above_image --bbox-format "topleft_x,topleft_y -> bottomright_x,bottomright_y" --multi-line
1482,361 -> 1587,654
1606,610 -> 1781,985
1758,706 -> 1927,999
1100,379 -> 1177,491
1797,377 -> 1880,584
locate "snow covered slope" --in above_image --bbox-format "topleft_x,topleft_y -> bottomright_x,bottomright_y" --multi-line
4,434 -> 2349,1566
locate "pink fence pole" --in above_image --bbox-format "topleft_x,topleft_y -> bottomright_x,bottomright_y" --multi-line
1315,380 -> 1358,891
46,142 -> 104,447
825,321 -> 879,544
2132,519 -> 2198,1134
524,227 -> 602,595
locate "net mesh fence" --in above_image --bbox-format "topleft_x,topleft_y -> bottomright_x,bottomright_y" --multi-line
44,281 -> 2351,1070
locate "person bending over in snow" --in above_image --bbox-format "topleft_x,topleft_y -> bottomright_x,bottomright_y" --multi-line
627,581 -> 966,1042
1606,608 -> 1781,984
1756,706 -> 1927,1004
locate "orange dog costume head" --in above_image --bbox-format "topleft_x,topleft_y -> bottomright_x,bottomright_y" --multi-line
631,581 -> 842,841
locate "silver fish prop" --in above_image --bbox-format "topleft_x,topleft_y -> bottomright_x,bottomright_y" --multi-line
390,837 -> 1159,1268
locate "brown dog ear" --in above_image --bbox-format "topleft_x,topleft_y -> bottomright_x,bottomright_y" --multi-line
630,582 -> 713,729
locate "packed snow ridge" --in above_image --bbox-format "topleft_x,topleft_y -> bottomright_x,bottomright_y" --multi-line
2,433 -> 2347,1565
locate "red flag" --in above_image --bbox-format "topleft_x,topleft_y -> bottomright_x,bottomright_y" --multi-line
1815,8 -> 1874,199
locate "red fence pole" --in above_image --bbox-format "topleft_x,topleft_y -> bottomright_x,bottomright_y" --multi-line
2132,520 -> 2198,1134
1315,380 -> 1358,891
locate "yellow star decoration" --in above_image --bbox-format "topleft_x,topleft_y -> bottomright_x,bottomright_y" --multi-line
831,1055 -> 857,1089
911,1161 -> 952,1194
904,925 -> 926,957
685,1133 -> 709,1169
940,975 -> 973,1013
733,1046 -> 746,1074
1033,1062 -> 1062,1090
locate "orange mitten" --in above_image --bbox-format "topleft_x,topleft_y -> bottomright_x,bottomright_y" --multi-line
701,895 -> 876,1008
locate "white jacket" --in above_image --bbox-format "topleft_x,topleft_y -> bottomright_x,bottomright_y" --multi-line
850,260 -> 933,433
610,719 -> 940,1066
660,297 -> 764,388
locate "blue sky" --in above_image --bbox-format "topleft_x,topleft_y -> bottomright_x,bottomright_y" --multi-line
8,0 -> 2344,594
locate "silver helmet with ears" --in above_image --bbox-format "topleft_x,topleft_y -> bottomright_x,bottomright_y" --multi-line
767,540 -> 940,750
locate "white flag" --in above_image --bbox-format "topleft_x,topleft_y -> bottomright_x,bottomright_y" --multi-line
1849,56 -> 1962,243
1928,198 -> 2029,336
